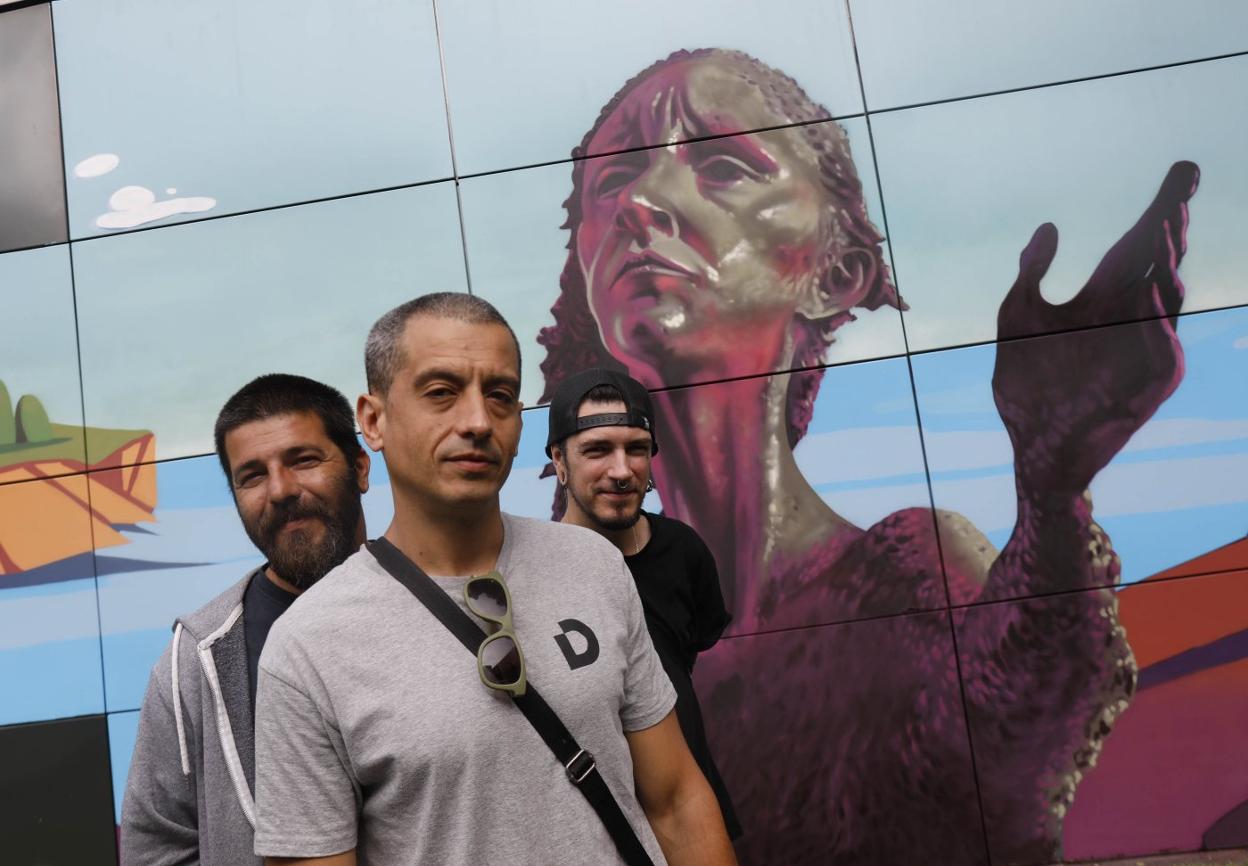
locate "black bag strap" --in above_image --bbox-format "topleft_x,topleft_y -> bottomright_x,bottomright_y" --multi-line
367,538 -> 656,866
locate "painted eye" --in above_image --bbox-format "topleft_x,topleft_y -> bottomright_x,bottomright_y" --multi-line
698,155 -> 753,184
591,152 -> 648,199
594,166 -> 637,198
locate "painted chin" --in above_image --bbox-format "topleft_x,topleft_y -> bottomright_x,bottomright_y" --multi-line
600,289 -> 699,360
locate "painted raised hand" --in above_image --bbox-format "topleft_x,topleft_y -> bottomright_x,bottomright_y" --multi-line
992,160 -> 1199,496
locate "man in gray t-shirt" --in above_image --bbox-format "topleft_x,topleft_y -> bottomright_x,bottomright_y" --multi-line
253,293 -> 737,866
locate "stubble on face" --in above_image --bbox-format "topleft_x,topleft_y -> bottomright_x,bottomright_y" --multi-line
565,462 -> 645,532
374,316 -> 523,515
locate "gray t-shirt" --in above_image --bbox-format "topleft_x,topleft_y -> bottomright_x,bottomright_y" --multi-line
253,514 -> 676,865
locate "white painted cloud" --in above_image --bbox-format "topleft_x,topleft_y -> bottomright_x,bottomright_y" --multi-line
1122,418 -> 1248,452
95,185 -> 216,230
818,481 -> 933,529
97,560 -> 258,637
933,451 -> 1248,533
795,426 -> 927,485
0,579 -> 101,650
919,418 -> 1248,475
73,152 -> 120,178
884,381 -> 996,417
924,429 -> 1013,472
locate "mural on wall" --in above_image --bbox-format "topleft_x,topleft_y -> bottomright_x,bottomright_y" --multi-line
532,48 -> 1244,865
2,7 -> 1246,862
0,380 -> 154,579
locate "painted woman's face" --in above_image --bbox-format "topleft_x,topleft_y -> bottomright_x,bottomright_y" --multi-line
577,56 -> 830,382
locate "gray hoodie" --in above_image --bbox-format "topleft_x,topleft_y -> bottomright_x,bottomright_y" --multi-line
120,571 -> 263,866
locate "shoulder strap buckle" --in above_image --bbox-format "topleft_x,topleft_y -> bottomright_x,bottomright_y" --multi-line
564,748 -> 596,785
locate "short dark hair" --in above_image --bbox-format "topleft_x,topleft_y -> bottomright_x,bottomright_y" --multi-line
213,373 -> 362,482
364,292 -> 521,396
579,383 -> 624,409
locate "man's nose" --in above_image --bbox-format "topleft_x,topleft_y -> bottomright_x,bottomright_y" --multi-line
605,449 -> 633,480
266,466 -> 300,504
455,390 -> 494,441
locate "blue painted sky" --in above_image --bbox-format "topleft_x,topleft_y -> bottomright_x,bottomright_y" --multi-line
913,305 -> 1248,582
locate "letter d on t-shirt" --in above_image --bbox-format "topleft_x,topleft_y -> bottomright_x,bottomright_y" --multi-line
553,619 -> 600,670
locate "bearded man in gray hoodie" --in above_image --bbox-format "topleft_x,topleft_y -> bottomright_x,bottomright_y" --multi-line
120,373 -> 371,866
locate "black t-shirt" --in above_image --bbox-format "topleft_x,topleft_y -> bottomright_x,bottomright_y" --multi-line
624,512 -> 742,837
244,569 -> 300,719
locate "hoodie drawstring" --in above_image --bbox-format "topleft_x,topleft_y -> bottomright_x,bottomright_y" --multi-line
171,622 -> 191,777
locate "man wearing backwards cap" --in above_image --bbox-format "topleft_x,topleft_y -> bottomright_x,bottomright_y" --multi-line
548,369 -> 742,840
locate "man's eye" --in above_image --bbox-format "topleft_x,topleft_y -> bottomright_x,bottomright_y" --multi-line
489,390 -> 516,404
236,474 -> 263,489
426,387 -> 454,400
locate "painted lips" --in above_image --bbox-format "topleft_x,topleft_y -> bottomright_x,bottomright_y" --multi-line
613,251 -> 697,286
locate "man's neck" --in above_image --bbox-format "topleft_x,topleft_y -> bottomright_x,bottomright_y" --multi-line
263,566 -> 302,596
384,492 -> 505,577
562,508 -> 651,557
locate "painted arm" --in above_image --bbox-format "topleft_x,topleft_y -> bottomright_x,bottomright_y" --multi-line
983,160 -> 1197,602
627,711 -> 737,866
956,162 -> 1199,861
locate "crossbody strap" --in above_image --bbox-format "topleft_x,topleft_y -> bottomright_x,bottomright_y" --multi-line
367,538 -> 656,866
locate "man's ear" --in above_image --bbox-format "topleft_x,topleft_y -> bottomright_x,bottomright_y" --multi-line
515,405 -> 523,457
797,247 -> 876,321
354,449 -> 371,494
357,393 -> 385,452
550,444 -> 568,485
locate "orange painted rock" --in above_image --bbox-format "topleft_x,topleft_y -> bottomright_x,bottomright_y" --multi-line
0,426 -> 156,576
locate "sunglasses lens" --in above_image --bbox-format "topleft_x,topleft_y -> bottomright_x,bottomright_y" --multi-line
481,636 -> 522,686
467,576 -> 508,619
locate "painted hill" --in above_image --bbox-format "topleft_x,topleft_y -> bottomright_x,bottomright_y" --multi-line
0,379 -> 156,576
1063,538 -> 1248,858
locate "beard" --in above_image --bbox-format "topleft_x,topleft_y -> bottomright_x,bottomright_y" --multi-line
242,469 -> 363,590
567,480 -> 644,532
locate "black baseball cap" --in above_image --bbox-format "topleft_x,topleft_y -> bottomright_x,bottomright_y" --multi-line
545,368 -> 658,457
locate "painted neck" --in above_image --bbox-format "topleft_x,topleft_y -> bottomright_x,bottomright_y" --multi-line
649,369 -> 852,630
